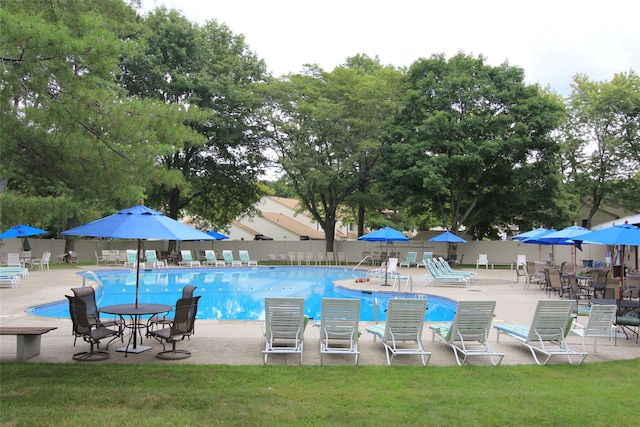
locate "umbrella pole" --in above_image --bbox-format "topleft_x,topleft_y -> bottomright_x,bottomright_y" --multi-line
384,240 -> 389,286
135,239 -> 141,309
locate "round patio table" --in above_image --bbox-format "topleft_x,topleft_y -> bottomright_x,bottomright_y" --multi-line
100,303 -> 172,356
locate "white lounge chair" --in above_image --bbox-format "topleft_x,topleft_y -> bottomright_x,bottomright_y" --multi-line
366,298 -> 431,366
415,252 -> 433,269
570,304 -> 617,357
263,298 -> 306,364
399,251 -> 417,268
238,250 -> 258,266
31,251 -> 51,270
179,250 -> 201,267
203,250 -> 225,267
423,260 -> 470,286
222,250 -> 241,267
436,257 -> 477,281
430,300 -> 504,366
123,250 -> 137,268
319,298 -> 360,365
144,250 -> 167,269
494,300 -> 588,365
367,258 -> 400,283
476,254 -> 490,269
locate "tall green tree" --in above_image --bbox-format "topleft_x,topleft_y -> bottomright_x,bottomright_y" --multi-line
563,71 -> 640,226
264,59 -> 404,251
0,0 -> 199,234
380,53 -> 568,247
119,7 -> 270,233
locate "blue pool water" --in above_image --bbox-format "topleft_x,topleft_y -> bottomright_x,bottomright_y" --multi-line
27,267 -> 456,322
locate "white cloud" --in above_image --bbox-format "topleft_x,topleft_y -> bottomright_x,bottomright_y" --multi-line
140,0 -> 640,95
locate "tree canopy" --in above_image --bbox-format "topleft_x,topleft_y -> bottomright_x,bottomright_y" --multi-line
0,0 -> 202,231
379,53 -> 570,240
119,7 -> 270,230
561,70 -> 640,227
263,58 -> 404,250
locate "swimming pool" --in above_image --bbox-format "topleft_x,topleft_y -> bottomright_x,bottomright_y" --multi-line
27,267 -> 456,322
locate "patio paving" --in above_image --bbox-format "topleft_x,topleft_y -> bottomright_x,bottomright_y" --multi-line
1,265 -> 637,366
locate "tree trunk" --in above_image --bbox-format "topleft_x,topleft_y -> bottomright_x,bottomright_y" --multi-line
323,219 -> 337,254
357,202 -> 365,237
167,187 -> 181,253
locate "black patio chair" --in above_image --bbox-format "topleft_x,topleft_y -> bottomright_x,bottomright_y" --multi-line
147,296 -> 201,360
66,295 -> 120,361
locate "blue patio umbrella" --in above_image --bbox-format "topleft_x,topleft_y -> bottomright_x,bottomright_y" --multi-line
61,202 -> 215,307
536,225 -> 590,246
575,223 -> 640,246
0,224 -> 47,238
0,224 -> 48,251
512,227 -> 549,241
358,227 -> 409,285
207,230 -> 230,240
428,231 -> 467,262
428,231 -> 467,244
358,226 -> 409,242
518,229 -> 558,261
535,225 -> 589,267
573,223 -> 640,286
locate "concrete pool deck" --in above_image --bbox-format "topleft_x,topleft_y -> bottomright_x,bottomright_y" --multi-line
1,265 -> 638,366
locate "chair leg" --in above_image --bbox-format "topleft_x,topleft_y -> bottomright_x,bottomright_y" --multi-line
72,341 -> 110,362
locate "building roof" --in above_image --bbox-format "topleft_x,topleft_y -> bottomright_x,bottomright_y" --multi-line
261,212 -> 325,240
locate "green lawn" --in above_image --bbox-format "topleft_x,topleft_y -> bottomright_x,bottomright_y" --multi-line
1,361 -> 638,426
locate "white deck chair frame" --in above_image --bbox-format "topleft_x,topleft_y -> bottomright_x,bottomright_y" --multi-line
423,260 -> 470,286
494,300 -> 588,365
570,304 -> 616,358
430,301 -> 504,366
399,251 -> 417,268
366,299 -> 431,366
179,250 -> 201,267
319,298 -> 361,365
222,250 -> 242,267
436,257 -> 477,281
476,254 -> 490,269
144,250 -> 167,269
238,250 -> 258,266
263,298 -> 305,364
203,250 -> 225,267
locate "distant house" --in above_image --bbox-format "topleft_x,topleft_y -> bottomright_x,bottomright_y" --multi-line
577,199 -> 639,229
226,196 -> 352,241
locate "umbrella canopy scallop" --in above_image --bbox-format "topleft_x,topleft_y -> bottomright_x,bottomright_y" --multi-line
428,231 -> 467,243
0,224 -> 47,239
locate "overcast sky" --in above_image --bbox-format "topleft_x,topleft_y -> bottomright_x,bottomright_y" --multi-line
140,0 -> 639,96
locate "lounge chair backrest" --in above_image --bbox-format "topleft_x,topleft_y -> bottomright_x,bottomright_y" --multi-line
181,250 -> 194,261
66,295 -> 92,336
583,304 -> 616,337
7,253 -> 22,267
182,285 -> 197,298
527,300 -> 574,342
145,250 -> 158,262
126,250 -> 137,264
320,298 -> 360,338
405,252 -> 417,263
170,296 -> 200,337
222,250 -> 234,262
385,299 -> 427,342
448,301 -> 496,342
386,258 -> 398,273
71,286 -> 100,322
204,250 -> 216,261
264,298 -> 305,341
